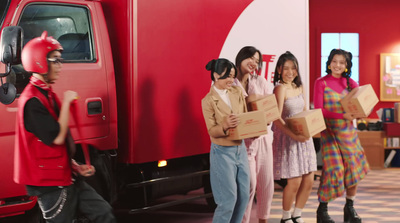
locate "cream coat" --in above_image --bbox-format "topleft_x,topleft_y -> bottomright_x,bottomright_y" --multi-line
201,85 -> 247,146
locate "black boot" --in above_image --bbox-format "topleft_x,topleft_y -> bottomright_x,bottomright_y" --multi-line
344,199 -> 362,223
316,202 -> 335,223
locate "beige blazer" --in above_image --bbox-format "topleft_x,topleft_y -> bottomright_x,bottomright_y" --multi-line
201,85 -> 247,146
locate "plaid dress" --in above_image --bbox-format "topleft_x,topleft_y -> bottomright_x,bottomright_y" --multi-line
318,82 -> 370,202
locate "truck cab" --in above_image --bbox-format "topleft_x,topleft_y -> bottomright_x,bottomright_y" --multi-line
0,0 -> 118,218
0,0 -> 222,218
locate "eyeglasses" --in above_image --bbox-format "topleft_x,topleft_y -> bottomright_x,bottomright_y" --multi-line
47,58 -> 64,64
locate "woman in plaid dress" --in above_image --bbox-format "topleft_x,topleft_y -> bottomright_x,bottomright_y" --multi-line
313,49 -> 370,223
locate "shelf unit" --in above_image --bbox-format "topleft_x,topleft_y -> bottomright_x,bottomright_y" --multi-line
315,131 -> 396,169
357,131 -> 386,169
382,136 -> 400,167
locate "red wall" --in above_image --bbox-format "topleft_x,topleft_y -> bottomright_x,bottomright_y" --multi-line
309,0 -> 400,118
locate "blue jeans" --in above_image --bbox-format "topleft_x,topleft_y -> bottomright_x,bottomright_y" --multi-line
210,142 -> 250,223
37,179 -> 115,223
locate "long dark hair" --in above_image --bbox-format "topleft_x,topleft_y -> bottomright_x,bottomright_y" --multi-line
235,46 -> 262,76
273,51 -> 302,87
326,48 -> 353,91
205,58 -> 237,81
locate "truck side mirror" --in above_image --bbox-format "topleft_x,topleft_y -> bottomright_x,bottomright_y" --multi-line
0,26 -> 23,105
1,26 -> 23,65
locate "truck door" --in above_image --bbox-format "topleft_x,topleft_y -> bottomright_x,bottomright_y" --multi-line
9,1 -> 116,149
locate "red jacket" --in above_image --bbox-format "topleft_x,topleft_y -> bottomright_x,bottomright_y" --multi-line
14,83 -> 72,186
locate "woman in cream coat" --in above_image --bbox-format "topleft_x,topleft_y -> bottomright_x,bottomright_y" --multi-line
202,58 -> 250,223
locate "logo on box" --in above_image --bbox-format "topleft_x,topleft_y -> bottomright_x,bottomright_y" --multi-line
311,117 -> 320,124
245,119 -> 259,125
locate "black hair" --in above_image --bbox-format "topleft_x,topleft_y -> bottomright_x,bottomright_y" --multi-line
235,46 -> 262,75
325,48 -> 353,91
273,51 -> 302,87
205,58 -> 237,81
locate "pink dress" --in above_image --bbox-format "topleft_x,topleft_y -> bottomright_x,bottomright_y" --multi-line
234,75 -> 274,221
272,86 -> 317,179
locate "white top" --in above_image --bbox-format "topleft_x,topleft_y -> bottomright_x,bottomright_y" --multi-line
213,85 -> 232,109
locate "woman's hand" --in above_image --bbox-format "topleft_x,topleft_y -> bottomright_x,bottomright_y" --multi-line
246,94 -> 264,104
292,134 -> 308,142
223,114 -> 240,131
343,113 -> 356,121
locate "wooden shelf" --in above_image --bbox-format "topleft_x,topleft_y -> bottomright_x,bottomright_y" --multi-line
357,131 -> 385,169
314,131 -> 395,169
315,131 -> 386,169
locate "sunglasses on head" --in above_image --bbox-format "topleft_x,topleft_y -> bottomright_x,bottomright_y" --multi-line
47,57 -> 64,64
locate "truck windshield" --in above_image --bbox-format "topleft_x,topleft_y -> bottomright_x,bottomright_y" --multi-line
0,0 -> 10,27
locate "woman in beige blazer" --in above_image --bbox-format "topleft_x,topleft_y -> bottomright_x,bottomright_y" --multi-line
201,58 -> 250,223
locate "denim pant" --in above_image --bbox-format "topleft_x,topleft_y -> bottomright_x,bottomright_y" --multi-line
37,179 -> 116,223
210,142 -> 250,223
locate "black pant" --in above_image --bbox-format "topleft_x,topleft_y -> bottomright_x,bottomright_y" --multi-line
37,179 -> 115,223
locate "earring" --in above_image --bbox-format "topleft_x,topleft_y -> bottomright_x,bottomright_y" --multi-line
345,68 -> 348,72
328,65 -> 331,69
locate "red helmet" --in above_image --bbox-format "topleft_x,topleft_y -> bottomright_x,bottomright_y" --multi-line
21,31 -> 63,74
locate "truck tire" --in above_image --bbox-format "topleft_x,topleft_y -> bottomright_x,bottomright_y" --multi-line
75,146 -> 117,203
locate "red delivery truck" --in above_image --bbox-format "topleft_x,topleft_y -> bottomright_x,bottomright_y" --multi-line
0,0 -> 310,221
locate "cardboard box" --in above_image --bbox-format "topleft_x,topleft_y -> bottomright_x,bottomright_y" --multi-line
227,110 -> 268,140
340,84 -> 379,118
395,103 -> 400,123
286,109 -> 326,138
248,94 -> 280,123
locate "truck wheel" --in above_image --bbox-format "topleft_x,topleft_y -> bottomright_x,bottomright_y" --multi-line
25,204 -> 45,223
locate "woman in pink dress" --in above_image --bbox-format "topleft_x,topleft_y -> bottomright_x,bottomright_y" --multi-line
234,46 -> 274,223
272,51 -> 317,223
